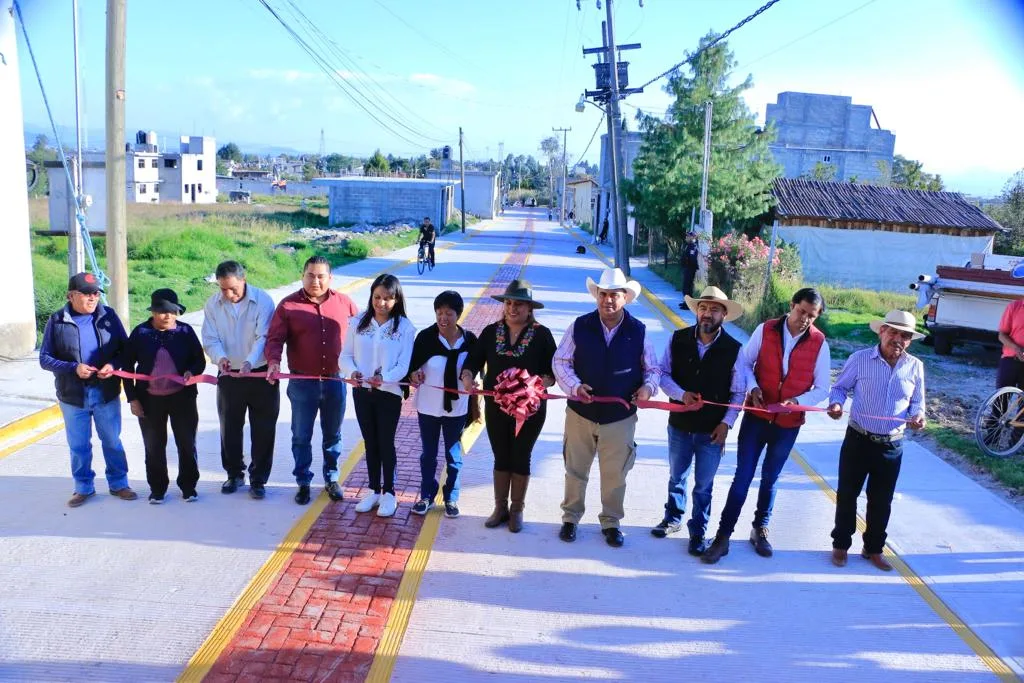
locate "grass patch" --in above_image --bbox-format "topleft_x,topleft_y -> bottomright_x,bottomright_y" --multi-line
250,193 -> 329,209
926,424 -> 1024,495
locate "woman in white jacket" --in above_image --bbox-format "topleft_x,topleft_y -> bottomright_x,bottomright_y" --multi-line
342,274 -> 415,517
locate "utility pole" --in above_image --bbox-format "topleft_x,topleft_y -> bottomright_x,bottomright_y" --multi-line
105,0 -> 128,322
497,141 -> 504,212
552,126 -> 571,224
458,127 -> 466,234
698,100 -> 714,285
604,0 -> 629,275
69,0 -> 85,277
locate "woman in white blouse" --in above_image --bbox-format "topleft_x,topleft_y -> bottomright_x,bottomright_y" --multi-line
342,274 -> 416,517
408,291 -> 478,519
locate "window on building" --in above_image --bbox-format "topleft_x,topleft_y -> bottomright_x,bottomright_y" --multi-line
150,158 -> 158,168
197,159 -> 204,171
184,184 -> 188,194
823,155 -> 831,163
198,183 -> 203,193
164,158 -> 177,168
137,158 -> 145,168
139,183 -> 147,194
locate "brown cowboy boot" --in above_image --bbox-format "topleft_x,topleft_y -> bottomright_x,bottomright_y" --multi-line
508,473 -> 530,533
484,470 -> 512,528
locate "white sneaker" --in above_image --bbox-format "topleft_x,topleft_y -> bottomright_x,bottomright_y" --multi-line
376,492 -> 397,517
354,492 -> 380,513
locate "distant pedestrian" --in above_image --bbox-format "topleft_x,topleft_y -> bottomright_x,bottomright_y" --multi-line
463,280 -> 557,533
266,255 -> 359,505
680,231 -> 699,299
827,310 -> 926,571
553,268 -> 661,547
418,217 -> 437,267
651,287 -> 745,557
409,290 -> 478,519
599,216 -> 610,244
703,288 -> 830,565
342,274 -> 416,518
39,272 -> 137,508
997,298 -> 1024,388
202,260 -> 279,500
123,289 -> 206,504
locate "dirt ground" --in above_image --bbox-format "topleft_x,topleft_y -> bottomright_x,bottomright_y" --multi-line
830,339 -> 1023,510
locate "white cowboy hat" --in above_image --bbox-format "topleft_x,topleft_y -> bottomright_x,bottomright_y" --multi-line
685,286 -> 744,322
869,310 -> 925,340
586,267 -> 642,304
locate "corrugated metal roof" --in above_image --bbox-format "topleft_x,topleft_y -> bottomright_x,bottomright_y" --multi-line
772,178 -> 1002,231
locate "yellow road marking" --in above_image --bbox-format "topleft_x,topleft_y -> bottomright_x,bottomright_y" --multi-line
0,404 -> 63,462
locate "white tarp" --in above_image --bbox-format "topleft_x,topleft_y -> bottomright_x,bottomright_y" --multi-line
776,225 -> 995,292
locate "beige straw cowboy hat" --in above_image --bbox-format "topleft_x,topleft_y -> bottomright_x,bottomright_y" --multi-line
869,310 -> 925,340
684,286 -> 744,322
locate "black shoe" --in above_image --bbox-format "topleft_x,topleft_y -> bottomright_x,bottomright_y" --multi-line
602,528 -> 624,548
751,527 -> 773,557
295,485 -> 311,505
249,483 -> 266,500
688,536 -> 710,556
651,520 -> 682,538
325,481 -> 344,502
221,476 -> 244,494
444,501 -> 460,518
558,522 -> 577,542
702,534 -> 730,564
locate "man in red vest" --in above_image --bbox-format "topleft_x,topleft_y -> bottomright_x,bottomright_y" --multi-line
702,288 -> 830,564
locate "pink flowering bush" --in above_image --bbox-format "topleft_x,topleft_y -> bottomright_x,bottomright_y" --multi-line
708,233 -> 800,302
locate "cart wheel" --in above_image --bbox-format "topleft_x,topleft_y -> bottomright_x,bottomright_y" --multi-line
975,386 -> 1024,458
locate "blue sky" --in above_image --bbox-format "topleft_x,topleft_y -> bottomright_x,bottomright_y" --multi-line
15,0 -> 1024,195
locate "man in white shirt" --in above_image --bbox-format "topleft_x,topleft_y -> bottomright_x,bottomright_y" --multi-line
703,288 -> 831,564
202,261 -> 278,500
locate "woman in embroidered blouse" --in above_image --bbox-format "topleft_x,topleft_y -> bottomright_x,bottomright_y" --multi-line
463,279 -> 556,533
407,291 -> 478,519
342,274 -> 416,518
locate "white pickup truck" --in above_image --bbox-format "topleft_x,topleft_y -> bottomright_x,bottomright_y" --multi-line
911,254 -> 1023,355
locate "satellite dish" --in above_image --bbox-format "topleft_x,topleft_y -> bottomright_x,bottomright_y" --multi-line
1012,263 -> 1024,279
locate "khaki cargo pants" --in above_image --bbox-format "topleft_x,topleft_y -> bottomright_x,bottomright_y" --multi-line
560,408 -> 638,530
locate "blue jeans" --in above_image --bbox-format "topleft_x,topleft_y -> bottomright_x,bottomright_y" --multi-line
287,378 -> 346,486
717,416 -> 801,537
663,425 -> 724,539
418,413 -> 467,502
59,385 -> 130,495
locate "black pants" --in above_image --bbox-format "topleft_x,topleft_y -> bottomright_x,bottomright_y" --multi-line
353,388 -> 402,494
217,372 -> 280,485
138,389 -> 200,496
996,357 -> 1024,389
681,267 -> 697,299
485,398 -> 547,476
831,428 -> 903,554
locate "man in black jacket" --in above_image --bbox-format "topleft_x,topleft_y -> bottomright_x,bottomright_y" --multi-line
651,286 -> 744,555
680,231 -> 700,299
39,272 -> 137,507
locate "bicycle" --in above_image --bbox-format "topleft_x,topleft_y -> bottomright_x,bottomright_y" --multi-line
975,385 -> 1024,457
416,241 -> 435,274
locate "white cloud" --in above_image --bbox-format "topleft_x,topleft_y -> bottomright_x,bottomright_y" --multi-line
247,68 -> 317,83
408,73 -> 475,97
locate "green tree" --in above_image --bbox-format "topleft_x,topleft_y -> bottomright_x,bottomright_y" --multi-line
623,32 -> 780,246
365,149 -> 390,175
217,142 -> 242,163
990,170 -> 1024,254
26,134 -> 57,197
804,162 -> 837,181
891,154 -> 943,191
302,162 -> 319,182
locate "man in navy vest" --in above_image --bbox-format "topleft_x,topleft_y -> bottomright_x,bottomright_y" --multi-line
553,268 -> 661,547
703,288 -> 830,564
652,286 -> 745,556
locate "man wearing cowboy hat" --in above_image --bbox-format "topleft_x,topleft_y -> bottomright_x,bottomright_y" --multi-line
553,267 -> 661,547
826,310 -> 926,572
703,287 -> 831,564
652,286 -> 746,556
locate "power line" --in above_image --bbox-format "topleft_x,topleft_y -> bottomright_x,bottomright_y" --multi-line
574,113 -> 606,163
371,0 -> 470,67
637,0 -> 785,90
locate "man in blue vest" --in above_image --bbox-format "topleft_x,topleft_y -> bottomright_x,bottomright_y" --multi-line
652,286 -> 745,556
553,268 -> 661,547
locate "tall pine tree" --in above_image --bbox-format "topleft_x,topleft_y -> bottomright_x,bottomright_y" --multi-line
624,33 -> 779,245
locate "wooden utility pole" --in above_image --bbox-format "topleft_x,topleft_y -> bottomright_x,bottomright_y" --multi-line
69,0 -> 85,277
604,0 -> 629,275
458,127 -> 466,233
552,126 -> 571,224
105,0 -> 128,322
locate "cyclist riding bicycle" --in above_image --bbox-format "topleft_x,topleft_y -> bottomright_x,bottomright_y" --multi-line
418,216 -> 436,267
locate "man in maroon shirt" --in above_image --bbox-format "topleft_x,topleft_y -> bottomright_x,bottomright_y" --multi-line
266,256 -> 359,505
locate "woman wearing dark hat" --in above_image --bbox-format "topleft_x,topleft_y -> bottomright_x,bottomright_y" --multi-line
408,290 -> 478,518
463,280 -> 556,532
122,288 -> 207,504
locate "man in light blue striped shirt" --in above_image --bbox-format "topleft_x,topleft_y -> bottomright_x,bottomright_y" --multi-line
826,310 -> 926,571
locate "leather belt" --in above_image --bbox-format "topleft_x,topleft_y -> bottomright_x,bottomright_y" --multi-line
849,420 -> 903,444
